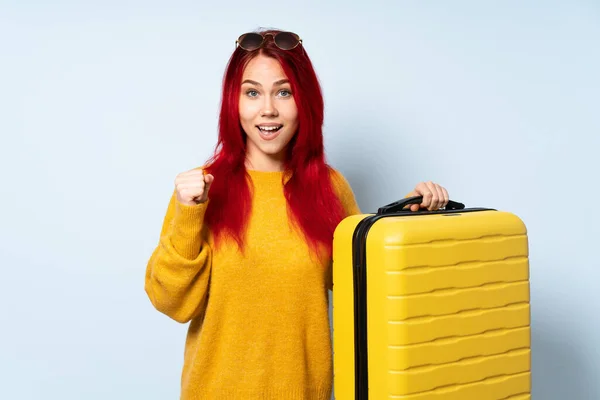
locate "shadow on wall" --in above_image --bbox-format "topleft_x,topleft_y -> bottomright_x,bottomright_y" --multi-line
531,321 -> 595,400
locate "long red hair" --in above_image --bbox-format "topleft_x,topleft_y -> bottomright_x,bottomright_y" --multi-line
203,29 -> 346,260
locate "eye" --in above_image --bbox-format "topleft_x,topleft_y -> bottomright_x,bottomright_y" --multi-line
278,89 -> 292,97
246,89 -> 259,98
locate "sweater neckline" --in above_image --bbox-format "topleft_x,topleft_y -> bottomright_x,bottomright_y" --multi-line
246,169 -> 284,175
246,169 -> 292,185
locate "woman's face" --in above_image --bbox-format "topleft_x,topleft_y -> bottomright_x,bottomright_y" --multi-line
239,54 -> 299,171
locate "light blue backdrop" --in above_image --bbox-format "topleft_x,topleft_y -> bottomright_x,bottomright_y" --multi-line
1,1 -> 598,399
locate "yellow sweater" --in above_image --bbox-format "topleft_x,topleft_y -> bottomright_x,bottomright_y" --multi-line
145,168 -> 361,400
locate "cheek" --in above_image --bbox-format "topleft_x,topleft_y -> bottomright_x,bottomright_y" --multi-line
283,103 -> 299,125
239,101 -> 258,124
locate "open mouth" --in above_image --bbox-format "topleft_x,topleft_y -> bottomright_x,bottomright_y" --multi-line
257,125 -> 283,134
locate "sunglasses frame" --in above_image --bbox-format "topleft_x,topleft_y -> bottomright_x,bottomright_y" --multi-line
236,31 -> 303,51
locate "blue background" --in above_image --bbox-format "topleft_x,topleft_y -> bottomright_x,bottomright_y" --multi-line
1,1 -> 598,399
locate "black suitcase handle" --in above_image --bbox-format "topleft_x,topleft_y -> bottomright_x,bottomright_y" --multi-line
377,196 -> 465,215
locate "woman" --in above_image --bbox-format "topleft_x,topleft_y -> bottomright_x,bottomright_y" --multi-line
144,29 -> 450,400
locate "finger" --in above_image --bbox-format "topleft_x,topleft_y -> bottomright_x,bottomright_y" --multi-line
433,183 -> 445,209
429,182 -> 443,210
175,179 -> 204,189
178,169 -> 204,179
175,181 -> 205,192
441,186 -> 449,208
178,187 -> 206,199
410,204 -> 420,212
176,173 -> 205,184
414,182 -> 432,209
177,179 -> 204,188
424,181 -> 439,210
204,174 -> 214,190
177,181 -> 205,189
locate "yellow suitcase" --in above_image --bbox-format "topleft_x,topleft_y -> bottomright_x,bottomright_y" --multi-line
332,196 -> 531,400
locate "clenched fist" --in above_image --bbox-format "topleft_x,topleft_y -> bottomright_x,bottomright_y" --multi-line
175,168 -> 214,206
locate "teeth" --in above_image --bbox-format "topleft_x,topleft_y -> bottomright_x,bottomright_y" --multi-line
258,125 -> 281,132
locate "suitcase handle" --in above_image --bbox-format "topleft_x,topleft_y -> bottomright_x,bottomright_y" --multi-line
377,196 -> 465,215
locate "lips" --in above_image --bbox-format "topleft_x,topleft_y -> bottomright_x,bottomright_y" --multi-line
256,124 -> 283,141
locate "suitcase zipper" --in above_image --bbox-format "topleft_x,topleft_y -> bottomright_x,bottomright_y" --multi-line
352,214 -> 380,400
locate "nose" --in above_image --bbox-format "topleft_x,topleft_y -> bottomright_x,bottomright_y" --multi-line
260,96 -> 279,117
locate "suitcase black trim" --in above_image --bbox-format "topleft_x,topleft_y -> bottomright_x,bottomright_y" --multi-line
351,207 -> 493,399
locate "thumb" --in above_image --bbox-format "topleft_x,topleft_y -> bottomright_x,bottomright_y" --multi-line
403,191 -> 421,211
204,173 -> 214,188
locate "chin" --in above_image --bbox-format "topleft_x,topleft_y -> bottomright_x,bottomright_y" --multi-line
259,145 -> 288,156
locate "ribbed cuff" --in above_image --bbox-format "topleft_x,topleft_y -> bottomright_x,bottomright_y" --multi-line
170,200 -> 208,259
183,385 -> 332,400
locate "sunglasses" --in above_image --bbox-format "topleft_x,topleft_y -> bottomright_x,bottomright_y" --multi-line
236,31 -> 302,51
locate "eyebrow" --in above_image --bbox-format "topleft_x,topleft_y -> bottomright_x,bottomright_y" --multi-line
241,79 -> 290,87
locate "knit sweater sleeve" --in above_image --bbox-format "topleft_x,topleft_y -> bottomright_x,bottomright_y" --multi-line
144,190 -> 212,323
330,167 -> 361,216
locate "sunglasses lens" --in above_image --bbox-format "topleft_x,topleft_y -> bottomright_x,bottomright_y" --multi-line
274,32 -> 300,50
238,33 -> 263,50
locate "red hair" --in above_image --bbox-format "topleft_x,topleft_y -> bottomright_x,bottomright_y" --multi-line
203,29 -> 346,260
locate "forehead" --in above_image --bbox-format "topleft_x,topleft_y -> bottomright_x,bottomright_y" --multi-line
242,54 -> 288,82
